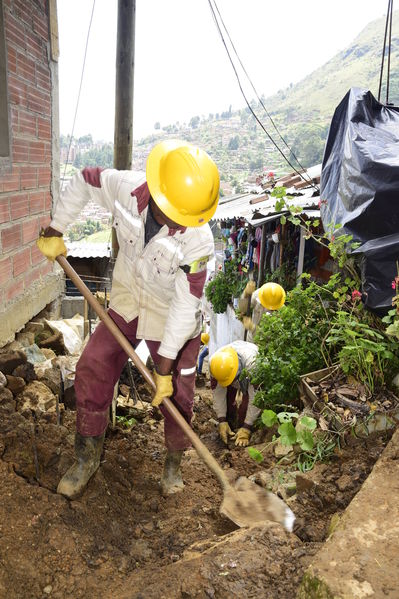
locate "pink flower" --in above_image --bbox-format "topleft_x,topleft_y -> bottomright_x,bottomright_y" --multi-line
392,281 -> 396,289
267,171 -> 275,178
331,235 -> 335,242
351,290 -> 362,301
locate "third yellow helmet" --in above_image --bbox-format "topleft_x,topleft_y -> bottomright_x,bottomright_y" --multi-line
209,346 -> 239,387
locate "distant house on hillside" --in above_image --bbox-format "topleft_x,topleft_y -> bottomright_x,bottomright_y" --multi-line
0,0 -> 64,346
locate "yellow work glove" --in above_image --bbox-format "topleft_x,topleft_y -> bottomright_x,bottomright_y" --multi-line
152,372 -> 173,407
36,235 -> 67,261
244,280 -> 256,297
218,421 -> 235,444
235,427 -> 251,447
242,316 -> 255,332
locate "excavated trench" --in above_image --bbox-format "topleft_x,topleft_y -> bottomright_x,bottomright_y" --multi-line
0,370 -> 391,599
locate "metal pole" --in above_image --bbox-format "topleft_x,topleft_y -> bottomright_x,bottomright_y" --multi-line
112,0 -> 136,257
256,225 -> 267,288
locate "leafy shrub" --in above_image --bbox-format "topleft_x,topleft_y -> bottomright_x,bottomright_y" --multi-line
250,276 -> 340,410
205,259 -> 246,314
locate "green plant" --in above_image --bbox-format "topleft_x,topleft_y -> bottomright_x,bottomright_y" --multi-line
247,409 -> 327,470
382,265 -> 399,340
326,311 -> 398,394
250,275 -> 341,410
205,259 -> 246,313
116,416 -> 137,429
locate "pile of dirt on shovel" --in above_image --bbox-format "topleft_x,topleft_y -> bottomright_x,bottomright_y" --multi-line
0,351 -> 392,598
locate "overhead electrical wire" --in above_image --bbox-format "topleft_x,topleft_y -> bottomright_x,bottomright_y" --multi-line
62,0 -> 96,184
207,0 -> 319,192
378,0 -> 394,104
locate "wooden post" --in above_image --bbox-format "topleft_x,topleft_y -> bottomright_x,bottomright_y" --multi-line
83,298 -> 89,338
112,0 -> 136,258
256,224 -> 267,288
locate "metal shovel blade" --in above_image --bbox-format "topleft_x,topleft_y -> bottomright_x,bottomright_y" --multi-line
220,476 -> 295,531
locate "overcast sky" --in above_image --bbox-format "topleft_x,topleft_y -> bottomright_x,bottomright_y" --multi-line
57,0 -> 388,142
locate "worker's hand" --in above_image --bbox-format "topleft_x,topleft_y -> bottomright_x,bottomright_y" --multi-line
218,421 -> 235,444
242,316 -> 255,332
36,229 -> 67,262
152,371 -> 173,407
234,427 -> 251,447
244,280 -> 256,297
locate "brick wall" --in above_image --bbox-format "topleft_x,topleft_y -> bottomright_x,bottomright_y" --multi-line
0,0 -> 54,309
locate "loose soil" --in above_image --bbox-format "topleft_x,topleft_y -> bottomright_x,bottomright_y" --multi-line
0,377 -> 392,599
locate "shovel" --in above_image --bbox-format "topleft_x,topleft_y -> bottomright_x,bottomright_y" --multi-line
56,255 -> 295,531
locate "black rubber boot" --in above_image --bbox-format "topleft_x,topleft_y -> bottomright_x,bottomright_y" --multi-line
57,432 -> 104,499
160,450 -> 184,496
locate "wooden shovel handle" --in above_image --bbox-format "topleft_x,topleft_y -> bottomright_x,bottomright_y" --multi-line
56,255 -> 230,491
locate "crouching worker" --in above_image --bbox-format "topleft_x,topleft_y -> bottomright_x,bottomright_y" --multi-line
209,340 -> 260,447
240,281 -> 286,341
36,140 -> 220,498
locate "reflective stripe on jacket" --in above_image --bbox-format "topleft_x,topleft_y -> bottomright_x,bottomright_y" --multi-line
50,168 -> 215,359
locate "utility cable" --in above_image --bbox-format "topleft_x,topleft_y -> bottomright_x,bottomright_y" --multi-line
208,0 -> 318,191
211,0 -> 310,180
62,0 -> 96,183
378,0 -> 393,104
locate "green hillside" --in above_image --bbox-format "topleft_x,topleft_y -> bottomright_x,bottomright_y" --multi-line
134,11 -> 399,191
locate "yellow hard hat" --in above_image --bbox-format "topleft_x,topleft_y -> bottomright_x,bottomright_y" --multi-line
146,139 -> 220,227
209,347 -> 239,387
201,333 -> 210,345
258,282 -> 286,310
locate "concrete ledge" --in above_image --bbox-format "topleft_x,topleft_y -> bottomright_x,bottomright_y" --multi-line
298,428 -> 399,598
0,272 -> 64,347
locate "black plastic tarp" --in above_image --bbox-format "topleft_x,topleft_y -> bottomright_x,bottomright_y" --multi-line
320,87 -> 399,313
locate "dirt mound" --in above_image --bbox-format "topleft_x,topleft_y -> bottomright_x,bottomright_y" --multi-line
0,377 -> 391,598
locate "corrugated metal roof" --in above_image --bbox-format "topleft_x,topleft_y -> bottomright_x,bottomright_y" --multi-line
214,186 -> 319,223
66,242 -> 111,258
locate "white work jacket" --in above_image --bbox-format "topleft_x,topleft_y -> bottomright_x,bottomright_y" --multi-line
212,340 -> 261,427
50,168 -> 215,359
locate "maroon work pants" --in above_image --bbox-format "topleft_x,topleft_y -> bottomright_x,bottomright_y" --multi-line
74,309 -> 201,451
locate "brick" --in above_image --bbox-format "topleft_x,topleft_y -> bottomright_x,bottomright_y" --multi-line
20,165 -> 37,189
31,242 -> 44,266
10,192 -> 29,220
13,246 -> 31,276
2,223 -> 22,251
0,256 -> 12,285
44,191 -> 52,211
36,64 -> 50,91
12,138 -> 29,162
17,52 -> 36,84
10,106 -> 19,128
0,197 -> 10,223
13,0 -> 34,28
29,190 -> 45,214
27,88 -> 50,115
8,75 -> 28,108
39,214 -> 50,229
24,265 -> 41,289
5,278 -> 24,302
29,140 -> 48,163
18,110 -> 37,136
7,46 -> 17,74
2,169 -> 20,192
37,166 -> 51,186
22,218 -> 39,244
32,13 -> 49,42
37,117 -> 51,140
4,13 -> 26,47
25,30 -> 44,62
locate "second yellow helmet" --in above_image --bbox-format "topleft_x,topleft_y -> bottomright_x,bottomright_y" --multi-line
258,282 -> 286,310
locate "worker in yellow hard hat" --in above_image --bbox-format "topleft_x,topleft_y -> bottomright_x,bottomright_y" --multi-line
209,340 -> 260,447
36,139 -> 220,500
239,281 -> 286,342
